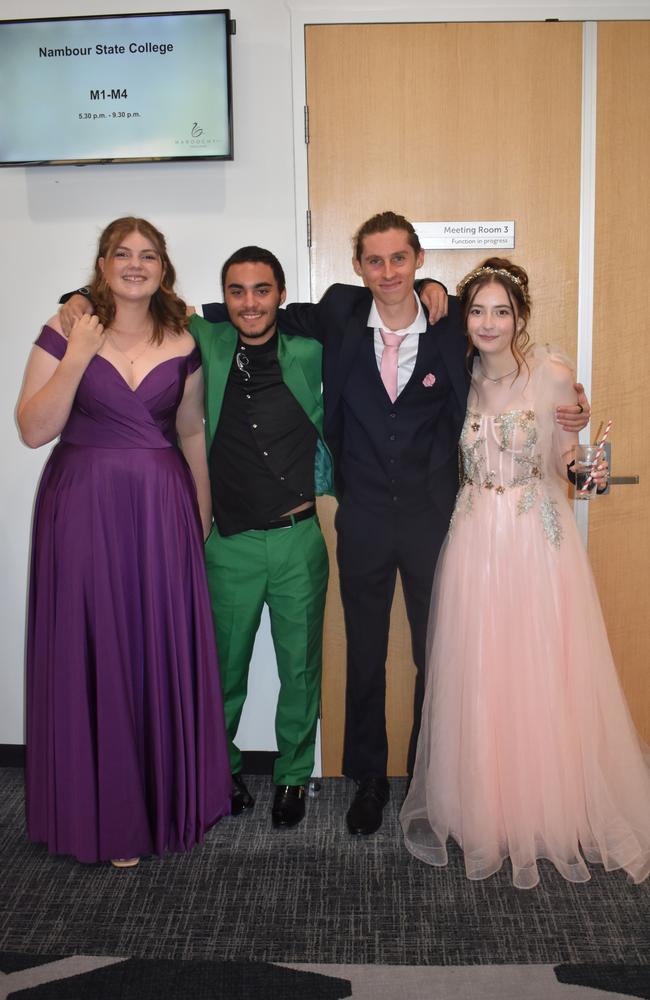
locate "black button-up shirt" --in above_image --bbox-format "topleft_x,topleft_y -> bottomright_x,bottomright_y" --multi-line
209,333 -> 318,536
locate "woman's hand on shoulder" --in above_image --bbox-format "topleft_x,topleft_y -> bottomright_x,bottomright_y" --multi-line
59,293 -> 94,336
65,313 -> 106,365
16,313 -> 102,448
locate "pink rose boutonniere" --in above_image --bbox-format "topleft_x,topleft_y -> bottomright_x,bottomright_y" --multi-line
422,373 -> 436,387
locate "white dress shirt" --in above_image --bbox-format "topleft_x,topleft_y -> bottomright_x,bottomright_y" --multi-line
368,292 -> 427,398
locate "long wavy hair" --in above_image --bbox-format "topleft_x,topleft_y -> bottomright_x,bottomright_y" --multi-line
88,217 -> 188,344
456,257 -> 532,379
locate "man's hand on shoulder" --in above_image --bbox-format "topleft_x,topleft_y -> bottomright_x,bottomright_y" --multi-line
418,280 -> 448,325
59,293 -> 93,337
556,382 -> 591,432
202,302 -> 229,324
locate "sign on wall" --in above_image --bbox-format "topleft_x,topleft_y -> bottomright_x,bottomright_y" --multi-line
414,221 -> 515,250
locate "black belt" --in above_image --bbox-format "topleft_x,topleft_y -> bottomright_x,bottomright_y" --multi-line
250,507 -> 315,531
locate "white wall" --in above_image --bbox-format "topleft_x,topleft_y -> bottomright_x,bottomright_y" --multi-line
2,0 -> 648,751
0,0 -> 301,749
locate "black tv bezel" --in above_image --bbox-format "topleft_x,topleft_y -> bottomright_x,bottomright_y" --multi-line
0,8 -> 234,167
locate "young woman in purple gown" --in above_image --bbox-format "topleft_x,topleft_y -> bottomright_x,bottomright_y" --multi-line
17,218 -> 231,866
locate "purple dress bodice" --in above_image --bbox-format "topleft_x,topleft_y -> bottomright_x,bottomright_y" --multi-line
36,324 -> 201,449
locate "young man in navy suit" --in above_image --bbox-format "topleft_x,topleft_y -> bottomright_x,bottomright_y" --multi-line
262,213 -> 468,834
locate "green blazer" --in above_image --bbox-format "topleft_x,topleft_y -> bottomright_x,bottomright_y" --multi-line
189,314 -> 334,497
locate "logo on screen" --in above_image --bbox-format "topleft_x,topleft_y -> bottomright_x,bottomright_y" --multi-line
174,122 -> 219,148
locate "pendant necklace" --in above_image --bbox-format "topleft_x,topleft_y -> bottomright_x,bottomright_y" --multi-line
108,327 -> 153,366
480,362 -> 518,383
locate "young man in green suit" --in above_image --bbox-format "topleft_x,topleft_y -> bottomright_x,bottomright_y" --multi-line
190,246 -> 333,829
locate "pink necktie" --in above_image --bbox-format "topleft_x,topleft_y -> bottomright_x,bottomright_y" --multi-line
380,329 -> 402,403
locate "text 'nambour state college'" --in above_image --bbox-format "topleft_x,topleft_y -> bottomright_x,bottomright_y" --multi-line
39,42 -> 174,58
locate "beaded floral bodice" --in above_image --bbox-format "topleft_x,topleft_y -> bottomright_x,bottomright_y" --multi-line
455,407 -> 563,548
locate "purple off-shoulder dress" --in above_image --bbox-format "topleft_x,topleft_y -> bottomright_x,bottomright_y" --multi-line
25,325 -> 231,863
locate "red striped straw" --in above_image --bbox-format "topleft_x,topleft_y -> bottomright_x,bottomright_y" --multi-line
579,418 -> 613,495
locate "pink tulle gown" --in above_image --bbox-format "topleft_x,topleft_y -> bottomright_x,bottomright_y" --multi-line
400,346 -> 650,889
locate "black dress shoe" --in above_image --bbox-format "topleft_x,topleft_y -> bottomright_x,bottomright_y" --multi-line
231,773 -> 254,816
271,785 -> 306,828
346,777 -> 390,835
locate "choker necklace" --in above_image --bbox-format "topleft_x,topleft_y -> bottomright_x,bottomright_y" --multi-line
480,362 -> 518,383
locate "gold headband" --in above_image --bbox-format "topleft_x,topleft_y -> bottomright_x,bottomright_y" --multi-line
456,265 -> 524,300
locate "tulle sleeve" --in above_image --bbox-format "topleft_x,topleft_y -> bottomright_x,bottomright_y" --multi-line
529,344 -> 579,482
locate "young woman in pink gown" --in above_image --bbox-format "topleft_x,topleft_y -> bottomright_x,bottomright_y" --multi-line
17,218 -> 231,866
400,258 -> 650,889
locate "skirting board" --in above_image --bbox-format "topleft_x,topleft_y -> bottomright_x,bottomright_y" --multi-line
0,745 -> 277,774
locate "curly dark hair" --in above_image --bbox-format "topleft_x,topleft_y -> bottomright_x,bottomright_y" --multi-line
220,246 -> 286,294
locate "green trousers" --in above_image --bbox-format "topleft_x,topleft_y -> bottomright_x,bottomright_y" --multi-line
205,516 -> 329,786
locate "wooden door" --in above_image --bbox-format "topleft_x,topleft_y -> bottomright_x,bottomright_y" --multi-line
306,22 -> 584,774
590,22 -> 650,740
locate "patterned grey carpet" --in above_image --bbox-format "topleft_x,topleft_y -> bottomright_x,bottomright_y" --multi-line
1,767 -> 649,998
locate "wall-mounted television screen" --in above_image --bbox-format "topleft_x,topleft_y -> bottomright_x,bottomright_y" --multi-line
0,9 -> 233,167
